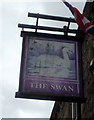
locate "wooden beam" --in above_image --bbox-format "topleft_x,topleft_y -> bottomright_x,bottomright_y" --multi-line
28,12 -> 75,23
18,23 -> 81,34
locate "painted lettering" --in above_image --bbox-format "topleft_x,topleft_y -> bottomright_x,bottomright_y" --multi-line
68,86 -> 74,92
31,83 -> 47,89
50,84 -> 74,92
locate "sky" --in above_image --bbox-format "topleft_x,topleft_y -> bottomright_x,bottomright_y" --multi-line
1,0 -> 86,119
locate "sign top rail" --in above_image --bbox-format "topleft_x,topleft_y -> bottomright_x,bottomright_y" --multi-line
28,12 -> 75,23
18,12 -> 83,36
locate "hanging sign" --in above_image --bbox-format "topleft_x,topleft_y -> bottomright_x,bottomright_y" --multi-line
15,31 -> 85,102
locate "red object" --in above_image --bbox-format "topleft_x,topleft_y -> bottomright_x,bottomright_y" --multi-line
63,0 -> 94,36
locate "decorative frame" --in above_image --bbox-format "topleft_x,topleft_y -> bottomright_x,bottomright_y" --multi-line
15,31 -> 85,102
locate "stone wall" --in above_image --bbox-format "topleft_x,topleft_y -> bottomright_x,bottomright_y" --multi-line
81,1 -> 94,119
50,1 -> 94,119
50,102 -> 72,119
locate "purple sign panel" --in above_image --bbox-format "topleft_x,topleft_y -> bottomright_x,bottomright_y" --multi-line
20,33 -> 81,99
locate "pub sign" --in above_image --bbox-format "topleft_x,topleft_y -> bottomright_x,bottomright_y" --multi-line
15,31 -> 84,102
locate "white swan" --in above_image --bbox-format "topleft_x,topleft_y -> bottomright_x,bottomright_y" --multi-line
35,47 -> 71,77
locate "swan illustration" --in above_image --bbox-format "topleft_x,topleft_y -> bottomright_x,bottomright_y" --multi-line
35,46 -> 71,77
27,39 -> 76,78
